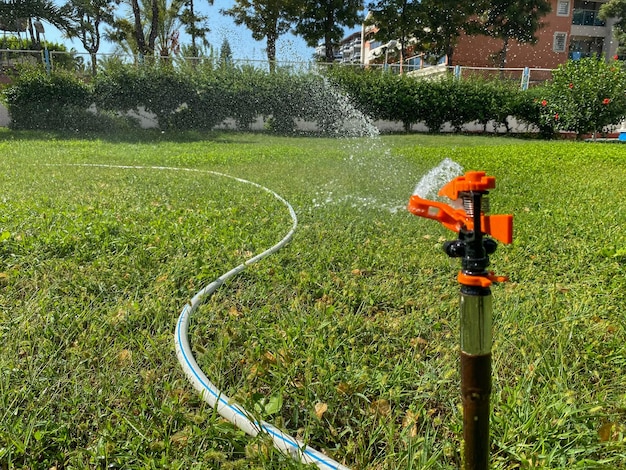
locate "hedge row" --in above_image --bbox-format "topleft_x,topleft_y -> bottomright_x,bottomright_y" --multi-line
2,64 -> 389,135
5,62 -> 622,137
323,66 -> 556,134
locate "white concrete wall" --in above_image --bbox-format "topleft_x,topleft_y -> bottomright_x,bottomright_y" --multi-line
0,101 -> 538,134
0,103 -> 9,127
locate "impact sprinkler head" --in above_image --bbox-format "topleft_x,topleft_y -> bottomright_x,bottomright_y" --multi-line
409,171 -> 513,470
407,171 -> 513,287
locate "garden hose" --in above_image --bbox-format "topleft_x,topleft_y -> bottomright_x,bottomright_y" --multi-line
59,164 -> 350,470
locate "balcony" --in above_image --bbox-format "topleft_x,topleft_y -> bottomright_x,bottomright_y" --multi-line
572,8 -> 606,26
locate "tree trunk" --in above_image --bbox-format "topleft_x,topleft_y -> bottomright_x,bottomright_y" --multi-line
131,0 -> 148,56
446,42 -> 454,66
189,0 -> 197,57
267,32 -> 277,73
324,6 -> 334,62
499,37 -> 509,79
88,16 -> 101,75
90,52 -> 97,75
148,0 -> 159,54
500,36 -> 509,69
324,34 -> 334,62
27,17 -> 38,48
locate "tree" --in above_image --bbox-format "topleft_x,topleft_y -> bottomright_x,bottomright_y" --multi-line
219,37 -> 233,65
600,0 -> 626,56
221,0 -> 294,72
291,0 -> 364,63
413,0 -> 479,65
107,0 -> 185,59
153,0 -> 185,57
179,0 -> 210,58
130,0 -> 159,56
0,0 -> 71,48
104,0 -> 159,56
468,0 -> 551,68
366,0 -> 422,69
64,0 -> 115,75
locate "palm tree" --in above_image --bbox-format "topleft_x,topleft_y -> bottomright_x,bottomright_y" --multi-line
106,0 -> 185,58
0,0 -> 71,48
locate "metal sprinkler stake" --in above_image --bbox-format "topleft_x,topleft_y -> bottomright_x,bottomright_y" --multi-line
407,171 -> 513,470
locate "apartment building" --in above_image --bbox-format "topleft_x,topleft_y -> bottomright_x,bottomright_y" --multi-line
454,0 -> 617,68
350,0 -> 619,69
315,31 -> 363,63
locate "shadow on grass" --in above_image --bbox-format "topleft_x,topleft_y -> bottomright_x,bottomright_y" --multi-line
0,127 -> 270,145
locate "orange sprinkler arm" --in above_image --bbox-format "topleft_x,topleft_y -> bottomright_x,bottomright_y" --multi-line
482,214 -> 513,246
407,195 -> 513,245
406,196 -> 467,233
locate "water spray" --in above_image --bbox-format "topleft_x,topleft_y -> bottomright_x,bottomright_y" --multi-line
407,171 -> 513,470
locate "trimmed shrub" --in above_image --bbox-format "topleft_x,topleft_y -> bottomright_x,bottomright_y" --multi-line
17,61 -> 620,138
325,67 -> 532,133
93,64 -> 197,130
511,85 -> 556,138
2,67 -> 94,130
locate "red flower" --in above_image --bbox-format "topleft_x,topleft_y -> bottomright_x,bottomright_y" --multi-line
541,99 -> 548,107
603,98 -> 611,105
555,113 -> 559,120
614,55 -> 619,60
568,83 -> 574,89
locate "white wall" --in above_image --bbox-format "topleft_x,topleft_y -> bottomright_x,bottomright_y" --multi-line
0,103 -> 9,127
0,102 -> 538,134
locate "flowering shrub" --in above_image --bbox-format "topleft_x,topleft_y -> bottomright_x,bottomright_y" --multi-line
539,57 -> 626,138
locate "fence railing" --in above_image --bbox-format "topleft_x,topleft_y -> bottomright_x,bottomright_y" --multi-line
0,47 -> 555,88
450,65 -> 554,89
332,62 -> 554,89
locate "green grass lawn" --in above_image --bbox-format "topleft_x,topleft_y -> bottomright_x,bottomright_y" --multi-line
0,129 -> 625,469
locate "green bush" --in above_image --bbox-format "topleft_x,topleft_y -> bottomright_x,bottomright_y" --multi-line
511,85 -> 556,138
323,66 -> 384,119
222,65 -> 270,130
538,57 -> 626,138
325,67 -> 528,133
93,64 -> 198,130
2,67 -> 94,130
180,64 -> 232,130
415,78 -> 455,132
449,78 -> 489,132
15,60 -> 626,138
93,63 -> 321,133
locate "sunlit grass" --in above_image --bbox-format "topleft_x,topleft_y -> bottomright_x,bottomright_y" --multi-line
0,129 -> 625,469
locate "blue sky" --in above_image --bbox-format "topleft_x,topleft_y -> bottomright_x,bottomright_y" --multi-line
43,0 -> 334,62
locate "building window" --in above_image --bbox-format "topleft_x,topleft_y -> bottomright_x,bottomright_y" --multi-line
557,0 -> 570,16
554,32 -> 568,53
569,36 -> 604,59
572,1 -> 606,26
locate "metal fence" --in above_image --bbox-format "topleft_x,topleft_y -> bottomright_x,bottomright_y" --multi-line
0,48 -> 318,75
0,47 -> 555,88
